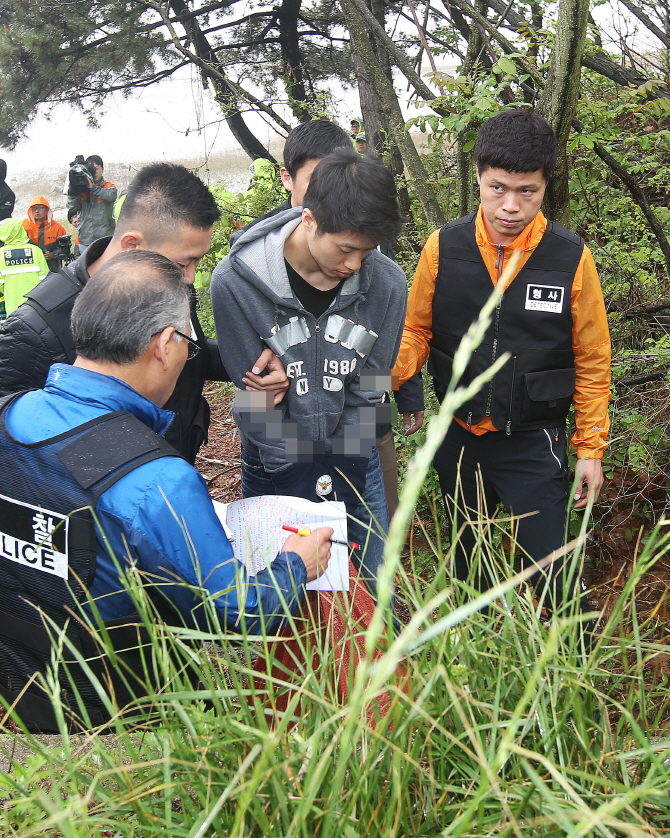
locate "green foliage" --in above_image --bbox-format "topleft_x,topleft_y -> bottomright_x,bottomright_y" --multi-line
408,66 -> 530,146
0,0 -> 173,149
565,74 -> 670,491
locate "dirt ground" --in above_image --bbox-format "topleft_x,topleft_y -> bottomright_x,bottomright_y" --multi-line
194,383 -> 244,504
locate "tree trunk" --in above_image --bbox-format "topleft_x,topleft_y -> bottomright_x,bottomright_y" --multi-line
457,136 -> 474,216
457,0 -> 486,215
353,45 -> 384,152
536,0 -> 589,225
278,0 -> 311,122
353,0 -> 411,219
341,0 -> 444,227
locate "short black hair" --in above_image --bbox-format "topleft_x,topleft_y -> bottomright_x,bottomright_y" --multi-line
474,109 -> 557,181
67,207 -> 78,224
86,154 -> 104,168
283,119 -> 352,179
117,162 -> 221,246
72,250 -> 189,365
302,147 -> 404,244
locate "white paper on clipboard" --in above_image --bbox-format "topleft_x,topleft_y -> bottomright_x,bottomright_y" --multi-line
212,495 -> 349,591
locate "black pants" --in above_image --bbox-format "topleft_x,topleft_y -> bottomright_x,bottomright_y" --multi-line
434,422 -> 587,612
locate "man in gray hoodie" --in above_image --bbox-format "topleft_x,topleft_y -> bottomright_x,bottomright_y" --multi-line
211,148 -> 407,594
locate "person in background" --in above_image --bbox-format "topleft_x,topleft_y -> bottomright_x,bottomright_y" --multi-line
350,117 -> 362,139
0,218 -> 49,316
67,206 -> 81,258
233,118 -> 352,243
113,191 -> 127,222
0,160 -> 15,221
23,195 -> 67,272
355,134 -> 369,155
68,154 -> 117,253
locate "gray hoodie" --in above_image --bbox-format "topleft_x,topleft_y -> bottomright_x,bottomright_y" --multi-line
211,208 -> 407,473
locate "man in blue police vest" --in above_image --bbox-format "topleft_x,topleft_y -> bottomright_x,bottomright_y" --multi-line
0,250 -> 331,732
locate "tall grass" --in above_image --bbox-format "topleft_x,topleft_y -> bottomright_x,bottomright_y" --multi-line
2,271 -> 670,836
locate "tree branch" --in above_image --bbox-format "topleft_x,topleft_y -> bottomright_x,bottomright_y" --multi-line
618,0 -> 670,49
616,368 -> 669,387
347,0 -> 446,110
448,0 -> 546,88
591,140 -> 670,281
485,0 -> 670,97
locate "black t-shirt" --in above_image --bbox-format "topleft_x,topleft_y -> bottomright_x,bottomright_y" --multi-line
285,259 -> 341,319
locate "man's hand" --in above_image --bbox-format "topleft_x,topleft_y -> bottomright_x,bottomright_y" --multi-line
282,527 -> 333,582
242,347 -> 289,405
573,457 -> 604,509
402,411 -> 425,436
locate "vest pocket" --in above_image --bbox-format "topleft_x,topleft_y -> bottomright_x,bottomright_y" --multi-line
521,368 -> 576,424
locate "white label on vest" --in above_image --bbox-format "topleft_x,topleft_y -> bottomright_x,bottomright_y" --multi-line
525,284 -> 564,313
0,493 -> 69,579
3,248 -> 35,267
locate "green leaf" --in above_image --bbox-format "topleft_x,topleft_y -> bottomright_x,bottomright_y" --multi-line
497,56 -> 516,74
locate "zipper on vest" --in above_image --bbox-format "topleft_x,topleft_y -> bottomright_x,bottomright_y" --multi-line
314,317 -> 321,332
485,245 -> 506,417
467,412 -> 472,430
506,355 -> 517,435
495,244 -> 504,280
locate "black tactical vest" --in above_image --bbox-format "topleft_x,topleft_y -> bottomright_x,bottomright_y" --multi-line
0,393 -> 182,732
428,214 -> 584,433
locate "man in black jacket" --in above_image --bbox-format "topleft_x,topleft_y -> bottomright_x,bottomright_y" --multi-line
0,162 -> 288,463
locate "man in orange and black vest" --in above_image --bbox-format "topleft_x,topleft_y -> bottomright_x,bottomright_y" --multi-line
393,110 -> 611,613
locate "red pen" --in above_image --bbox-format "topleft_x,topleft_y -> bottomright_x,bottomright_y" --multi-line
282,524 -> 359,550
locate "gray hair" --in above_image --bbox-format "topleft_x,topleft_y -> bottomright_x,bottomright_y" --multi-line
71,250 -> 190,365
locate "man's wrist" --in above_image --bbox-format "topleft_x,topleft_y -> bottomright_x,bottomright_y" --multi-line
576,448 -> 604,460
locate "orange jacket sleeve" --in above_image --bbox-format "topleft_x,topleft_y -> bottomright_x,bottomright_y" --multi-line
570,247 -> 611,459
392,229 -> 440,386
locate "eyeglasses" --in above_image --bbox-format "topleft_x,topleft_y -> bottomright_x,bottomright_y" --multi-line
173,328 -> 200,360
152,326 -> 200,360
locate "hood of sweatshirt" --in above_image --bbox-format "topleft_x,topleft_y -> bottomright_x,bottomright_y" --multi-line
27,195 -> 53,224
227,206 -> 372,306
0,159 -> 6,183
0,217 -> 30,246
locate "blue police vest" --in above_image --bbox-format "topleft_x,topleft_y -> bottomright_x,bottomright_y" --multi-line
0,392 -> 182,732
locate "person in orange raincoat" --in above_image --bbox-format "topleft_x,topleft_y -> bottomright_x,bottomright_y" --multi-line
23,195 -> 67,273
392,110 -> 611,616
